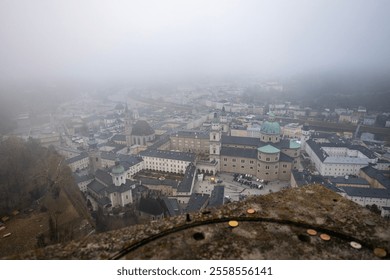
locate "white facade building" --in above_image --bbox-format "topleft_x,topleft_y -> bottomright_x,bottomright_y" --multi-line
305,139 -> 377,177
65,152 -> 90,172
140,149 -> 196,174
341,187 -> 390,209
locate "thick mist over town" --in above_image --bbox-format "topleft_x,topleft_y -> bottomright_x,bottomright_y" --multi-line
1,0 -> 390,84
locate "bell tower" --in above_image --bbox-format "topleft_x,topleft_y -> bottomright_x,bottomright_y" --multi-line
125,104 -> 133,147
209,112 -> 221,163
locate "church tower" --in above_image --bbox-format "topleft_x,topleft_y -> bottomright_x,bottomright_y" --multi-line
124,104 -> 133,147
220,106 -> 229,134
87,130 -> 100,173
209,112 -> 221,164
111,157 -> 126,186
300,123 -> 311,150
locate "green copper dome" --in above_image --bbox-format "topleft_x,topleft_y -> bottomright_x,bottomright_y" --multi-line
260,121 -> 281,135
112,158 -> 125,174
289,139 -> 301,149
258,144 -> 280,154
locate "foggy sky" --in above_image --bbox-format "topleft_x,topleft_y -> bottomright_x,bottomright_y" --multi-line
1,0 -> 390,83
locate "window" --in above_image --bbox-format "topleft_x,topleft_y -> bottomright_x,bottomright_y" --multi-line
232,159 -> 236,162
250,160 -> 254,164
241,159 -> 245,163
266,158 -> 270,161
275,165 -> 278,169
241,166 -> 245,168
269,137 -> 271,141
126,195 -> 128,199
265,166 -> 270,170
224,158 -> 227,162
232,165 -> 236,168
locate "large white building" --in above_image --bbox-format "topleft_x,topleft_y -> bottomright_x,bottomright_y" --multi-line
305,137 -> 377,177
340,187 -> 390,209
140,149 -> 196,174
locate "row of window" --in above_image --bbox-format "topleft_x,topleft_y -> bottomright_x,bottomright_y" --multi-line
147,158 -> 187,163
148,162 -> 185,168
145,166 -> 185,173
223,158 -> 255,164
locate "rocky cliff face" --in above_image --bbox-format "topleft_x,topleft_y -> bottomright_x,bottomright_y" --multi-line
8,185 -> 390,260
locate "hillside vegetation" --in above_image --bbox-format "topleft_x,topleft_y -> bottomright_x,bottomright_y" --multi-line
0,137 -> 92,257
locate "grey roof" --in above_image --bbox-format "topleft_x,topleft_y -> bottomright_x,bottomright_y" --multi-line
121,156 -> 143,169
329,177 -> 370,186
65,152 -> 89,164
137,177 -> 178,188
140,149 -> 196,162
95,169 -> 113,186
307,137 -> 377,163
185,193 -> 210,213
221,135 -> 260,147
220,147 -> 257,159
138,198 -> 164,216
131,184 -> 149,197
73,173 -> 94,184
279,153 -> 294,162
221,136 -> 295,151
272,139 -> 291,149
177,163 -> 196,193
106,181 -> 135,194
382,206 -> 390,211
100,153 -> 143,167
349,145 -> 376,159
132,120 -> 155,136
360,166 -> 390,189
97,196 -> 111,207
162,197 -> 182,216
208,185 -> 225,208
148,135 -> 170,150
342,187 -> 390,199
324,183 -> 345,193
111,134 -> 126,142
100,151 -> 117,161
87,180 -> 106,195
172,130 -> 209,139
292,171 -> 329,187
306,139 -> 327,162
292,171 -> 344,193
